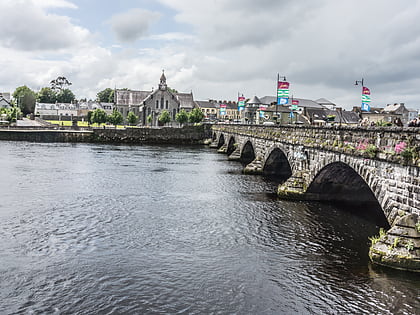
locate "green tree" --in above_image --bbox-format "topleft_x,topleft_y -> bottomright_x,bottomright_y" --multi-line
91,108 -> 108,126
158,110 -> 171,125
188,107 -> 204,123
13,85 -> 36,115
5,106 -> 22,123
127,111 -> 138,125
175,109 -> 189,126
97,88 -> 114,103
50,76 -> 72,91
37,87 -> 57,103
108,90 -> 115,103
147,114 -> 152,124
87,111 -> 94,125
56,89 -> 76,103
107,109 -> 123,126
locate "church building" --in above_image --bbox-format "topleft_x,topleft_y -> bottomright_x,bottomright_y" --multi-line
114,72 -> 195,126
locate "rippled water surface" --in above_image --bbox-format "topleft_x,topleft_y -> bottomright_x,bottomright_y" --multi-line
0,142 -> 418,314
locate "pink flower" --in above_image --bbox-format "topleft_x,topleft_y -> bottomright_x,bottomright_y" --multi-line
357,139 -> 369,150
394,141 -> 406,154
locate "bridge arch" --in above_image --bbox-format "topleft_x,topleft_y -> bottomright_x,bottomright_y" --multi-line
227,136 -> 236,156
263,146 -> 292,182
217,133 -> 225,149
240,140 -> 256,165
306,161 -> 389,227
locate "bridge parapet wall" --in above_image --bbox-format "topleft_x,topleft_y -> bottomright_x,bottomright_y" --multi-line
213,124 -> 420,167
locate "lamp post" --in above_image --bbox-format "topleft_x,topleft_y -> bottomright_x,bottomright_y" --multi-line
355,78 -> 364,87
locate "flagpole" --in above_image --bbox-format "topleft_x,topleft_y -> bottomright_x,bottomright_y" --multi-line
276,74 -> 279,120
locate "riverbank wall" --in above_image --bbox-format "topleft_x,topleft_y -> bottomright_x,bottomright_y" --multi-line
0,125 -> 212,144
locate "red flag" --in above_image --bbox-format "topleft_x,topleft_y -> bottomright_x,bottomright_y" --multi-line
292,99 -> 299,105
362,87 -> 370,95
278,81 -> 290,89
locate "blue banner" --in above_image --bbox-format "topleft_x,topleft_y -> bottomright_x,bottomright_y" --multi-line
361,102 -> 370,112
278,97 -> 289,105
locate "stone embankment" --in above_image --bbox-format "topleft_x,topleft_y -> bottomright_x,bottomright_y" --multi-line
0,125 -> 212,144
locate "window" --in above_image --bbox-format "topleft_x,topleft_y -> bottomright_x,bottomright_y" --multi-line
161,97 -> 164,109
156,100 -> 159,108
166,100 -> 169,109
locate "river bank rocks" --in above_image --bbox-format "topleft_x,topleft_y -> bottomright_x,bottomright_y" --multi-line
369,213 -> 420,272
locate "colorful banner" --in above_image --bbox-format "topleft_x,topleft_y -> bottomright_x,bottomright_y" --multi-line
291,99 -> 299,110
259,105 -> 266,118
361,87 -> 371,112
277,81 -> 290,105
238,96 -> 245,111
220,103 -> 226,116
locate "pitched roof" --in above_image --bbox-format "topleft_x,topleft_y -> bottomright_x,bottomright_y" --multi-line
196,100 -> 217,109
315,98 -> 335,105
116,89 -> 152,105
259,96 -> 326,108
176,93 -> 194,109
247,96 -> 262,105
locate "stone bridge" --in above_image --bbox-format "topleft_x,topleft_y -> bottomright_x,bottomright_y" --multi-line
210,124 -> 420,271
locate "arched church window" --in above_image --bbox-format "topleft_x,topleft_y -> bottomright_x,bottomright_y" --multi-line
166,100 -> 169,109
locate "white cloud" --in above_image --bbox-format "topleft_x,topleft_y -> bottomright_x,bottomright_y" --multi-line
109,9 -> 161,43
32,0 -> 78,9
0,1 -> 90,51
148,32 -> 195,42
1,0 -> 420,110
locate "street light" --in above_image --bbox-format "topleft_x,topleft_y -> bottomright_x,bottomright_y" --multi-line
355,78 -> 364,87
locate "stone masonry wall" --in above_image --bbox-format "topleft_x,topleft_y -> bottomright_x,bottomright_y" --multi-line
213,124 -> 420,167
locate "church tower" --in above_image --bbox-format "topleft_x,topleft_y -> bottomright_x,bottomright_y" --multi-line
159,70 -> 167,91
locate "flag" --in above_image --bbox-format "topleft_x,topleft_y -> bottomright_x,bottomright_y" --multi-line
277,80 -> 290,105
278,81 -> 290,90
220,103 -> 226,115
362,87 -> 370,95
278,97 -> 288,105
361,102 -> 371,112
361,86 -> 371,112
238,95 -> 245,111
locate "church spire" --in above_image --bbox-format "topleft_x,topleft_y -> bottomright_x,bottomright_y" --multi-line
159,69 -> 167,90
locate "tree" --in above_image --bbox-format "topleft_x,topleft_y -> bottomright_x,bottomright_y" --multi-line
147,114 -> 152,124
175,109 -> 189,126
108,90 -> 115,103
13,85 -> 36,115
1,106 -> 22,123
127,111 -> 138,126
91,108 -> 108,126
188,107 -> 204,123
50,76 -> 72,91
107,109 -> 123,126
56,89 -> 76,103
87,111 -> 94,125
37,87 -> 57,103
158,110 -> 171,125
97,88 -> 114,103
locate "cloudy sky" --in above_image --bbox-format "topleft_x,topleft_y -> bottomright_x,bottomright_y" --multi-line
1,0 -> 420,109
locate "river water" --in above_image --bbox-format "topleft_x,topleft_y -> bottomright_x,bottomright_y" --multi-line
0,142 -> 418,314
